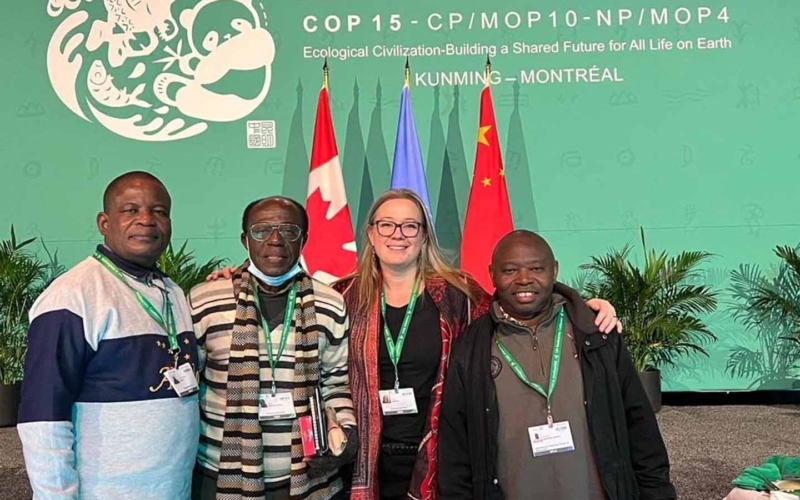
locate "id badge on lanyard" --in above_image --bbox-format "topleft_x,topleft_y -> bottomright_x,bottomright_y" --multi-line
495,308 -> 575,457
254,281 -> 298,420
379,275 -> 421,416
165,363 -> 199,397
94,252 -> 198,397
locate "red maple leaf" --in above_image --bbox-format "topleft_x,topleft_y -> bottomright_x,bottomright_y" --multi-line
302,187 -> 357,280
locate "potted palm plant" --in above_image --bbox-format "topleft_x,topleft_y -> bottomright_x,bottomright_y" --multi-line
158,240 -> 227,294
577,228 -> 718,411
0,227 -> 64,426
726,245 -> 800,389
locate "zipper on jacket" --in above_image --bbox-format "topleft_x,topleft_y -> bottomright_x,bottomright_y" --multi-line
528,329 -> 547,381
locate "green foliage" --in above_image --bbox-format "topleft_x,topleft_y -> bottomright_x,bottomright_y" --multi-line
158,240 -> 227,294
578,228 -> 718,373
726,245 -> 800,389
0,226 -> 65,385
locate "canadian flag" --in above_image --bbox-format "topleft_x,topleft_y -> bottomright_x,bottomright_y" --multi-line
301,83 -> 357,284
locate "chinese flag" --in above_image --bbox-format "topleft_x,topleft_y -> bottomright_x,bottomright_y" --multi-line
460,84 -> 514,293
301,82 -> 357,284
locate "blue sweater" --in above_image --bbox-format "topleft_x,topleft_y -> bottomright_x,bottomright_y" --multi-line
17,246 -> 200,500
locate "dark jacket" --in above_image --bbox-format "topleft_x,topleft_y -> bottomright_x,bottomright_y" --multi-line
437,283 -> 677,500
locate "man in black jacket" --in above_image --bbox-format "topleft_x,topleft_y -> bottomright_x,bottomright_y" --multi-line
438,230 -> 676,500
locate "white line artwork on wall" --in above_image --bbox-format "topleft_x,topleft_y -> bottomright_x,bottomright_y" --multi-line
46,0 -> 276,142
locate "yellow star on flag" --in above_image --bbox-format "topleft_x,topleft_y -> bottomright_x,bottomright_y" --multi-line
477,125 -> 491,146
499,169 -> 505,177
482,177 -> 491,187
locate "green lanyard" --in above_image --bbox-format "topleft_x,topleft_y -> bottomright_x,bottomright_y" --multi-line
252,280 -> 297,396
93,252 -> 178,352
380,275 -> 422,392
494,308 -> 566,427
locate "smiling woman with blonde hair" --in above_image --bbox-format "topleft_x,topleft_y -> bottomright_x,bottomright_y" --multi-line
333,188 -> 620,500
344,189 -> 478,311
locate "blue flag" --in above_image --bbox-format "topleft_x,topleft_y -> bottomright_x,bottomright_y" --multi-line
391,84 -> 432,215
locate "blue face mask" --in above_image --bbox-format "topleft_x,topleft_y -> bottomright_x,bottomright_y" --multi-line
246,240 -> 302,286
248,260 -> 302,287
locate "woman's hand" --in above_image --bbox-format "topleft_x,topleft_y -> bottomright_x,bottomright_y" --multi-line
585,298 -> 623,334
205,267 -> 235,281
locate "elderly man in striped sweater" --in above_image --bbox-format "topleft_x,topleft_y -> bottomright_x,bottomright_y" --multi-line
189,196 -> 358,500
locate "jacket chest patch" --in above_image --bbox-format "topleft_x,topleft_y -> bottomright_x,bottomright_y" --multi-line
490,356 -> 503,378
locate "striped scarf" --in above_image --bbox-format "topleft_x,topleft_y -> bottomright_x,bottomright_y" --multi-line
215,265 -> 319,500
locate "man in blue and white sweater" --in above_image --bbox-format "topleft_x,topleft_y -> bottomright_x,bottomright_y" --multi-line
17,171 -> 200,500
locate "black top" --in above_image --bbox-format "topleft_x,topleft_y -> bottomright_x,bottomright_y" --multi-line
378,289 -> 442,445
258,290 -> 290,331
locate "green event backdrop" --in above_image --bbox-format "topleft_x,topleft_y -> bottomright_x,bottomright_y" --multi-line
1,0 -> 799,391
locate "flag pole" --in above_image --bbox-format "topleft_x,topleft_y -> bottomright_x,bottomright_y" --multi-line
323,57 -> 329,90
485,54 -> 491,87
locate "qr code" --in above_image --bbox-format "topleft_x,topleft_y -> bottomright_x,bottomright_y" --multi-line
246,120 -> 276,149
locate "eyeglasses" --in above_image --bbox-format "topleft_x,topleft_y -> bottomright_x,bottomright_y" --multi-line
372,220 -> 422,238
249,223 -> 303,242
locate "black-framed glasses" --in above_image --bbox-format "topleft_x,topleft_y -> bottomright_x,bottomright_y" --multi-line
249,223 -> 303,242
372,220 -> 422,238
